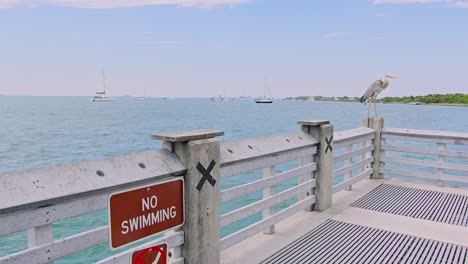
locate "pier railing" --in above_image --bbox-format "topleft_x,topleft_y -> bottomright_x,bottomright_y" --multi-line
0,150 -> 186,264
1,117 -> 467,263
380,127 -> 468,185
219,130 -> 318,250
332,127 -> 375,193
217,120 -> 335,251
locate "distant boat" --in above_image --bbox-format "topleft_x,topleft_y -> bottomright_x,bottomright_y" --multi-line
92,69 -> 113,102
255,77 -> 273,104
139,88 -> 147,100
211,95 -> 225,102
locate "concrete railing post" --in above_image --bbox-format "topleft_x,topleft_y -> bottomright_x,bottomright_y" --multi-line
298,120 -> 333,212
344,144 -> 353,191
363,117 -> 385,179
262,165 -> 276,234
436,143 -> 446,187
28,225 -> 53,264
299,155 -> 314,212
153,129 -> 224,264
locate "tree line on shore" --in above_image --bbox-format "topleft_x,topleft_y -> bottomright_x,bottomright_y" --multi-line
380,93 -> 468,104
284,93 -> 468,105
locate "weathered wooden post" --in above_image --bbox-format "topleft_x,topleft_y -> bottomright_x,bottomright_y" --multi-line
363,117 -> 384,179
298,120 -> 333,212
153,129 -> 224,264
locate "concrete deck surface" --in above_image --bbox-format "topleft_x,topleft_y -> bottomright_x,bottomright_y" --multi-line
221,178 -> 468,264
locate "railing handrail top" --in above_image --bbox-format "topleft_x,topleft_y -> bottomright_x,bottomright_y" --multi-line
152,129 -> 224,142
333,127 -> 375,144
220,131 -> 318,167
0,149 -> 186,215
382,127 -> 468,141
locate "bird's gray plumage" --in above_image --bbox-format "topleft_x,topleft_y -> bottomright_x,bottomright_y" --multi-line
361,75 -> 396,117
360,80 -> 384,104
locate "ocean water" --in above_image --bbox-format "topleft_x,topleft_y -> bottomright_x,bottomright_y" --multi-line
0,96 -> 467,263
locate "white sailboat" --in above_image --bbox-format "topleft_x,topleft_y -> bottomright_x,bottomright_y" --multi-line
211,95 -> 224,102
92,69 -> 113,102
139,88 -> 147,100
255,77 -> 273,104
211,87 -> 228,102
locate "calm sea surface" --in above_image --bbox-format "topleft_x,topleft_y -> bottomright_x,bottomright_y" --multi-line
0,96 -> 467,263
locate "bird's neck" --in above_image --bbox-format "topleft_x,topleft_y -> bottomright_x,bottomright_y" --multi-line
381,77 -> 389,86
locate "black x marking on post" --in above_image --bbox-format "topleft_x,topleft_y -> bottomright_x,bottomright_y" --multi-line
325,136 -> 333,153
196,160 -> 217,191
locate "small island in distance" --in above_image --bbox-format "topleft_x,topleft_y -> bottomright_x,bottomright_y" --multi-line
284,93 -> 468,107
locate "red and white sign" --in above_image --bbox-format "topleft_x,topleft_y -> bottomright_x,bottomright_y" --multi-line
132,243 -> 168,264
109,178 -> 184,249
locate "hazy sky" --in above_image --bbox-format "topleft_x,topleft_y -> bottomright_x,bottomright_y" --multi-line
0,0 -> 467,98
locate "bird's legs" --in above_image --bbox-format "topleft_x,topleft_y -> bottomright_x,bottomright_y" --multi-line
374,97 -> 378,117
367,101 -> 371,118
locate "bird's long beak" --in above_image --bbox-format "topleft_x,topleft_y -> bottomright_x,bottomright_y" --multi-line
386,75 -> 397,79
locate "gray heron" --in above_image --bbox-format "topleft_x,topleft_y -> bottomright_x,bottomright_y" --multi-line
360,75 -> 397,117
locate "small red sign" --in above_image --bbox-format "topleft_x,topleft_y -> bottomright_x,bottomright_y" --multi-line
132,243 -> 168,264
109,178 -> 184,249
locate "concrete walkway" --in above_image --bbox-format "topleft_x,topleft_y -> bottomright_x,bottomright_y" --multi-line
221,178 -> 468,264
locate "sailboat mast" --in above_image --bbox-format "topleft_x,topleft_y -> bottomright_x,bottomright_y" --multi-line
102,69 -> 106,94
268,79 -> 272,99
264,77 -> 267,99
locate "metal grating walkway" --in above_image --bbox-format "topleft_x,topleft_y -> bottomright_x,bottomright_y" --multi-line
262,220 -> 468,264
351,184 -> 468,227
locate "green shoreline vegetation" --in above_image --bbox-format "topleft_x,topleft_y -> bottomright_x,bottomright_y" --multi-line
380,93 -> 468,105
284,94 -> 468,106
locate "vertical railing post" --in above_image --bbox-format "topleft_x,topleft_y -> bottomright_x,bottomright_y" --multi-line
28,225 -> 53,264
361,139 -> 373,173
299,155 -> 314,212
345,144 -> 353,191
166,229 -> 182,263
437,143 -> 446,186
363,117 -> 385,179
298,120 -> 333,212
154,129 -> 224,264
263,165 -> 276,234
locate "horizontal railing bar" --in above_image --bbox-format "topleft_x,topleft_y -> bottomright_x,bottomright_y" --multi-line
382,134 -> 468,145
382,127 -> 468,144
381,168 -> 468,183
332,169 -> 372,194
221,163 -> 316,202
334,134 -> 375,149
220,196 -> 315,251
96,231 -> 184,264
0,150 -> 186,215
333,145 -> 375,163
171,258 -> 184,264
0,175 -> 185,235
0,193 -> 107,236
221,146 -> 316,178
382,145 -> 468,158
382,156 -> 468,172
221,132 -> 318,168
333,157 -> 374,178
221,180 -> 316,227
333,127 -> 375,145
0,226 -> 108,264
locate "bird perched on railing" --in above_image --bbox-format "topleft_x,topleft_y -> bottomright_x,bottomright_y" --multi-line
360,75 -> 397,117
